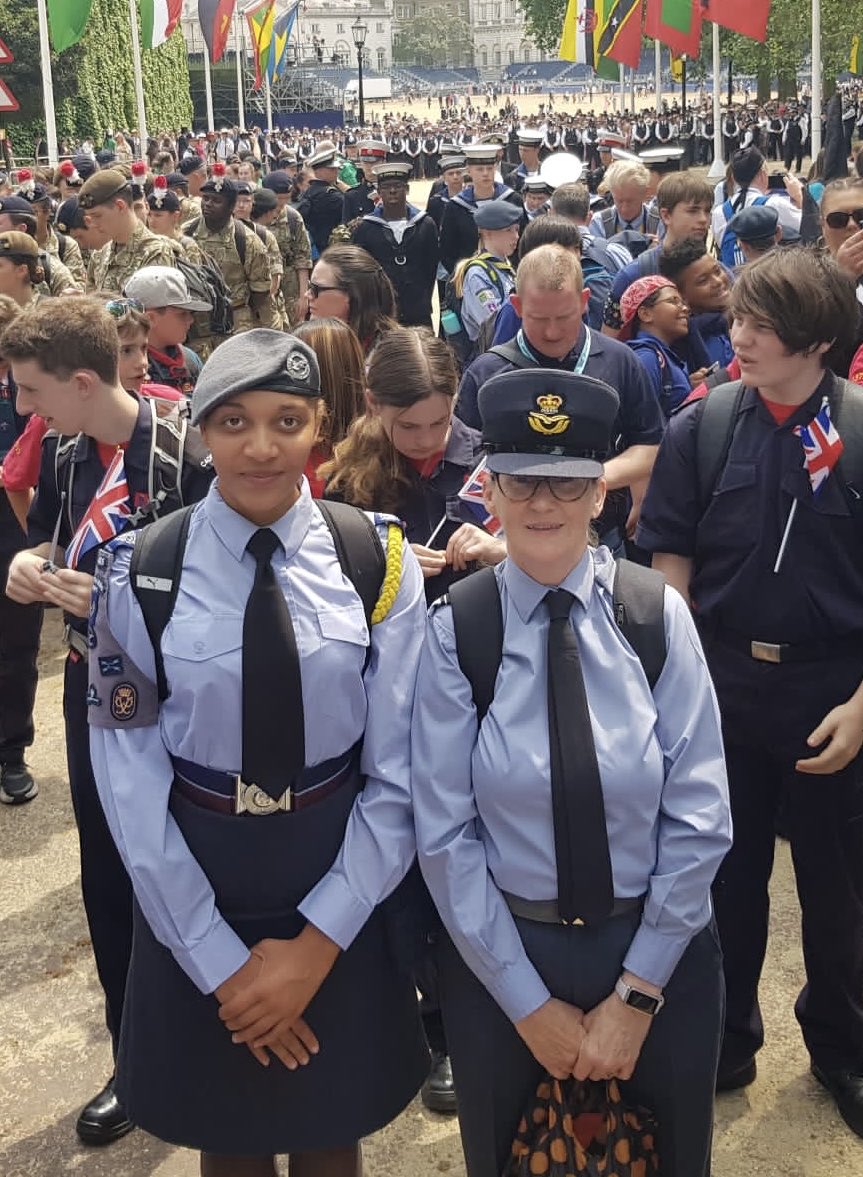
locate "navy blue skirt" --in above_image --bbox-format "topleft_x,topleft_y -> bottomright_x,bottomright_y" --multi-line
115,774 -> 429,1155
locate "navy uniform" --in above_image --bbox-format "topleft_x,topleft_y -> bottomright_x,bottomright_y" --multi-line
351,162 -> 439,330
439,143 -> 525,276
511,129 -> 544,193
412,368 -> 731,1177
636,368 -> 863,1124
296,141 -> 344,258
521,176 -> 552,221
26,394 -> 213,1139
87,333 -> 429,1156
341,141 -> 386,223
427,154 -> 466,232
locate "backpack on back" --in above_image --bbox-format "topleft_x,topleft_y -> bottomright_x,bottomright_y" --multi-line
183,218 -> 251,337
717,194 -> 770,268
444,254 -> 509,370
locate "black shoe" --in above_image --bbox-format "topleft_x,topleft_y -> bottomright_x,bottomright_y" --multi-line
75,1078 -> 134,1145
421,1051 -> 457,1115
0,762 -> 38,805
715,1058 -> 757,1093
812,1064 -> 863,1138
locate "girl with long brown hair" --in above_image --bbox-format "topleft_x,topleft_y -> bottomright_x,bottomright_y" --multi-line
308,244 -> 399,353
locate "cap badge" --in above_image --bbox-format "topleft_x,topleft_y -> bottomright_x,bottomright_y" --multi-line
528,393 -> 570,436
287,352 -> 311,381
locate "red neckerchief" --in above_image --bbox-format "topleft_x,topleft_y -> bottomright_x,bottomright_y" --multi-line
148,344 -> 194,395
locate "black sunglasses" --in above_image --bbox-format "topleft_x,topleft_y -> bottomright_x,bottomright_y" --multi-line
308,280 -> 344,298
824,208 -> 863,230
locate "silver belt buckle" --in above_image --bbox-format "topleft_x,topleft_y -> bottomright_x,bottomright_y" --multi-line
751,640 -> 782,664
234,779 -> 293,815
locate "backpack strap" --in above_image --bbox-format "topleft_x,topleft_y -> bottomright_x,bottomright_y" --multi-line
600,205 -> 617,237
694,380 -> 746,513
234,220 -> 247,267
612,559 -> 667,689
145,403 -> 186,518
488,338 -> 537,370
129,505 -> 195,702
315,499 -> 385,630
829,377 -> 863,497
448,566 -> 503,722
56,231 -> 69,262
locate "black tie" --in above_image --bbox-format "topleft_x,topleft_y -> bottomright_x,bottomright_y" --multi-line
545,589 -> 614,924
242,529 -> 305,800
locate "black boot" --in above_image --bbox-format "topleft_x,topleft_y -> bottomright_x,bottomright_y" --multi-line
421,1051 -> 457,1114
75,1077 -> 134,1145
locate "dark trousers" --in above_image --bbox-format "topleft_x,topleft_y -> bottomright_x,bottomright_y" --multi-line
437,911 -> 723,1177
706,642 -> 863,1075
64,653 -> 133,1055
783,143 -> 804,172
0,563 -> 42,763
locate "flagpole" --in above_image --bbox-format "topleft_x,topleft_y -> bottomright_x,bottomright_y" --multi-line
202,42 -> 215,132
264,74 -> 273,134
619,62 -> 625,116
811,0 -> 822,159
654,40 -> 661,113
127,0 -> 148,156
708,20 -> 725,179
35,0 -> 59,165
235,8 -> 247,130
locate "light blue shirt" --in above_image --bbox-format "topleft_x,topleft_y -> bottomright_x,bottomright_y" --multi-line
461,258 -> 515,342
89,480 -> 426,995
411,546 -> 731,1024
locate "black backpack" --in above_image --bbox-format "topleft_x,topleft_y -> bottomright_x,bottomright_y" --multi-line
446,560 -> 667,723
129,499 -> 385,702
183,217 -> 251,337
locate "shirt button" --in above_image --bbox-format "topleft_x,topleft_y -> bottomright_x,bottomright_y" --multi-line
194,641 -> 205,653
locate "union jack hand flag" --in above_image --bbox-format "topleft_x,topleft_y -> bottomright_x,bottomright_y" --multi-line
65,448 -> 132,570
458,456 -> 502,537
794,397 -> 844,496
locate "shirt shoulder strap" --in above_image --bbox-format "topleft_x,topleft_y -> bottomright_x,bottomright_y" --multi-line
128,504 -> 195,702
315,499 -> 385,631
447,565 -> 503,723
612,559 -> 667,690
694,379 -> 746,514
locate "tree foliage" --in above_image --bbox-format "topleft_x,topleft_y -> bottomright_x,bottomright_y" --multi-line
517,0 -> 567,56
393,5 -> 475,67
0,0 -> 193,151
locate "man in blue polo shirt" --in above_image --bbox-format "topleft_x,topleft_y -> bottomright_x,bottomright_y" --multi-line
456,243 -> 663,549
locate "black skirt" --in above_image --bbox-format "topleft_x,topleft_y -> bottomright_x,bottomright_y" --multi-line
115,774 -> 429,1155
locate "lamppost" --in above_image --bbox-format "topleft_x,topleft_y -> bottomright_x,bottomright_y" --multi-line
352,18 -> 368,128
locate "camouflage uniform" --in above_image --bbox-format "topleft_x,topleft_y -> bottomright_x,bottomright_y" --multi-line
240,219 -> 285,328
44,226 -> 87,288
38,250 -> 83,297
87,221 -> 178,296
269,205 -> 312,326
179,195 -> 202,225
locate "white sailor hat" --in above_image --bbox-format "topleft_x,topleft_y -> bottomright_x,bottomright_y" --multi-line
463,143 -> 501,164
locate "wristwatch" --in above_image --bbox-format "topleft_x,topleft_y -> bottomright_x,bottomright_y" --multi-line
614,977 -> 665,1016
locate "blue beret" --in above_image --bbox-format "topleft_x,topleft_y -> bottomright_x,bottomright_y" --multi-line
72,154 -> 97,180
726,203 -> 779,242
190,331 -> 321,424
0,195 -> 35,218
474,199 -> 523,230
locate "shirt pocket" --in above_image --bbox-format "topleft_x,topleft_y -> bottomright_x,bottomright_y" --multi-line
701,461 -> 759,545
162,616 -> 244,663
316,604 -> 369,648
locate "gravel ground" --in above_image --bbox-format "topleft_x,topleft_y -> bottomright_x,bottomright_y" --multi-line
0,610 -> 858,1175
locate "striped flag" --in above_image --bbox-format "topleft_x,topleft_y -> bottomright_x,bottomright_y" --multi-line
794,398 -> 844,496
139,0 -> 182,48
458,457 -> 502,537
198,0 -> 236,63
245,0 -> 276,88
852,35 -> 862,77
269,2 -> 300,80
65,450 -> 132,570
559,0 -> 618,79
644,0 -> 702,58
596,0 -> 643,69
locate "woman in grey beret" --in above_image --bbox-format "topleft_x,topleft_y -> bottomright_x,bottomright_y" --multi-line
87,329 -> 430,1176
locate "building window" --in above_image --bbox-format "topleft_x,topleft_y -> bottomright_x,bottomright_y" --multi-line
376,21 -> 384,32
494,46 -> 501,66
481,47 -> 488,67
508,47 -> 514,63
336,22 -> 344,33
523,47 -> 530,62
377,47 -> 385,70
310,23 -> 320,32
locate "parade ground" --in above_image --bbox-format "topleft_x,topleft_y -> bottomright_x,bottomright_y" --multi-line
0,610 -> 856,1176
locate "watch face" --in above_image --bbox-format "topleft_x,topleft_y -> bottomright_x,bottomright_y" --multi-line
627,989 -> 660,1014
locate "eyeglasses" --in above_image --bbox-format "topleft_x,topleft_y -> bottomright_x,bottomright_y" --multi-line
824,208 -> 863,230
308,280 -> 344,298
105,297 -> 145,321
494,473 -> 594,502
652,293 -> 688,310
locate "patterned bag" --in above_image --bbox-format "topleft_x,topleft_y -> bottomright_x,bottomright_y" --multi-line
504,1075 -> 660,1176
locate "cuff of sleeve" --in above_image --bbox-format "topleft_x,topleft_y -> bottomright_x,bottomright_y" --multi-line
298,872 -> 373,951
485,958 -> 551,1025
633,525 -> 693,557
173,920 -> 252,995
622,921 -> 694,990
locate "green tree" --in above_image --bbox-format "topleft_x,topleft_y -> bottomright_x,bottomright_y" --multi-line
393,5 -> 475,67
517,0 -> 567,55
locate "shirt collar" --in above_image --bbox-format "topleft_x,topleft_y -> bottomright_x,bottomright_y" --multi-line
503,545 -> 597,623
202,476 -> 314,564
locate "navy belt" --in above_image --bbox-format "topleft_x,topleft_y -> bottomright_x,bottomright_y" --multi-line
502,891 -> 644,927
171,746 -> 360,817
709,626 -> 863,665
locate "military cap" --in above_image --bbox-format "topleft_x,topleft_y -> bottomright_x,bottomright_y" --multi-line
0,195 -> 36,219
252,188 -> 278,215
146,187 -> 181,213
55,197 -> 87,233
79,168 -> 131,210
727,203 -> 779,243
0,231 -> 40,260
190,331 -> 321,424
463,144 -> 500,164
71,154 -> 97,181
95,149 -> 117,167
638,146 -> 685,174
235,180 -> 253,196
522,176 -> 553,195
439,155 -> 466,173
356,140 -> 388,161
372,162 -> 412,184
179,155 -> 206,176
261,170 -> 292,194
478,369 -> 619,479
200,164 -> 237,199
474,200 -> 523,230
166,172 -> 189,190
517,129 -> 544,147
15,169 -> 50,204
597,131 -> 627,149
307,140 -> 340,169
481,132 -> 507,147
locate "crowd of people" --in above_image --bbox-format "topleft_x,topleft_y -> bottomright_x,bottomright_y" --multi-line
2,79 -> 863,1177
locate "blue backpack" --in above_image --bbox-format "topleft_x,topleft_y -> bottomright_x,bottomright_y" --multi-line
718,194 -> 770,268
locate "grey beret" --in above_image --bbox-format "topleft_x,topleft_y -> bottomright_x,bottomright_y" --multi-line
474,199 -> 523,230
190,331 -> 321,424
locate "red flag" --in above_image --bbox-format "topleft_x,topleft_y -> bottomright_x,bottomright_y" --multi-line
597,0 -> 644,69
701,0 -> 769,42
644,0 -> 702,58
198,0 -> 236,63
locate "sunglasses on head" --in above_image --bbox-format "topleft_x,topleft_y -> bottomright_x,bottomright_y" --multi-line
105,297 -> 145,321
824,208 -> 863,230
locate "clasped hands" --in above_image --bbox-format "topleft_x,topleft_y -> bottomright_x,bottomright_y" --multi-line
516,988 -> 654,1084
214,925 -> 340,1071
